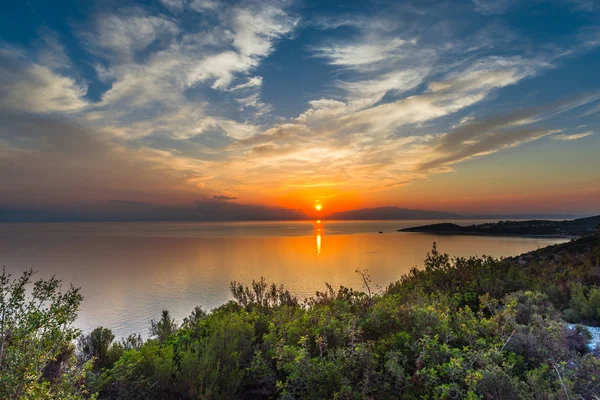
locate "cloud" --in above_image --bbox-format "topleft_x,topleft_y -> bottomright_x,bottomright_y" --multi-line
551,131 -> 593,140
69,0 -> 298,144
0,199 -> 305,222
568,0 -> 598,12
0,47 -> 87,113
313,37 -> 408,69
311,23 -> 436,110
581,101 -> 600,116
230,76 -> 263,91
472,0 -> 517,15
232,4 -> 298,59
419,127 -> 558,171
0,111 -> 211,208
231,85 -> 600,194
212,195 -> 238,201
159,0 -> 187,12
417,96 -> 598,171
34,27 -> 74,72
189,0 -> 219,12
309,12 -> 546,113
84,10 -> 179,63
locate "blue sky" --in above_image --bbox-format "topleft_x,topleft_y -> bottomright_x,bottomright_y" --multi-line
0,0 -> 599,220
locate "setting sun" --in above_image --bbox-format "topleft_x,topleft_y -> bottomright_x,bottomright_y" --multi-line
315,204 -> 322,211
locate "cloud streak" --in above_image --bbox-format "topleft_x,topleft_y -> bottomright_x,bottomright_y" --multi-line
551,132 -> 594,140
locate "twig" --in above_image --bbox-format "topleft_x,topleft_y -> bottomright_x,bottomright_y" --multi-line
553,363 -> 570,400
500,330 -> 515,352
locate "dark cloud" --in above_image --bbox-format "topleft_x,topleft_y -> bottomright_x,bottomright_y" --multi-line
435,107 -> 542,152
0,111 -> 207,209
107,199 -> 154,207
419,94 -> 600,172
212,195 -> 238,201
419,127 -> 552,171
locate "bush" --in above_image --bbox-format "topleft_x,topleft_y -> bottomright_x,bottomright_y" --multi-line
565,284 -> 600,325
0,269 -> 88,399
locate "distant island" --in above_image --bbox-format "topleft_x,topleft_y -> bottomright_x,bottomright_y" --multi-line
399,214 -> 600,238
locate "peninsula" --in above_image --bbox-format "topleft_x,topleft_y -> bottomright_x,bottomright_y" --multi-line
399,215 -> 600,238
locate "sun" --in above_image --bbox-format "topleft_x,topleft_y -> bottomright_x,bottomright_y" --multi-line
315,204 -> 322,211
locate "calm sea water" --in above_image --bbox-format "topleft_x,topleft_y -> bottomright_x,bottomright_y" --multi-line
0,220 -> 567,338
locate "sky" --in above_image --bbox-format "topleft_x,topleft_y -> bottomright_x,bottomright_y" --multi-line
0,0 -> 599,221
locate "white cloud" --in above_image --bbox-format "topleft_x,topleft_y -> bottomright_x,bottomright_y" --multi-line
35,28 -> 73,71
551,131 -> 593,140
189,0 -> 219,12
187,51 -> 249,89
313,37 -> 407,69
339,68 -> 431,110
233,5 -> 298,58
71,1 -> 299,141
86,11 -> 179,62
160,0 -> 187,12
230,76 -> 263,91
0,48 -> 87,113
312,28 -> 436,111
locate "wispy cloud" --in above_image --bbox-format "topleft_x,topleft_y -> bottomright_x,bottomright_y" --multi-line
0,47 -> 87,113
75,0 -> 298,142
472,0 -> 516,15
551,131 -> 594,140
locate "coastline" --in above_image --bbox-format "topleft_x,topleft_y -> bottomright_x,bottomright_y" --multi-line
397,230 -> 579,239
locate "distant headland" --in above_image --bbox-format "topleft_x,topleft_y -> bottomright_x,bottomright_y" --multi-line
399,215 -> 600,238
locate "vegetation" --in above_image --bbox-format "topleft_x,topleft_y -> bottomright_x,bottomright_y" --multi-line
1,233 -> 600,399
0,268 -> 90,399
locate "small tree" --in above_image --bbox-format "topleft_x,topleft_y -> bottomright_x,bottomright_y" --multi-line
0,268 -> 85,398
77,327 -> 117,371
183,306 -> 207,328
120,333 -> 143,351
149,310 -> 178,342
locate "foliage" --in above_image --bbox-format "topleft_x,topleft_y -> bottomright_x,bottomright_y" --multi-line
230,277 -> 299,309
150,310 -> 178,343
77,327 -> 124,371
0,268 -> 90,399
564,284 -> 600,325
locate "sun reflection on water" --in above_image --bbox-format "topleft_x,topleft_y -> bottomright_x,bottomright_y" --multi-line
316,233 -> 322,255
314,220 -> 324,255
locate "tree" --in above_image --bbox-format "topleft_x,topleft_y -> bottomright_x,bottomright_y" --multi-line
0,268 -> 86,398
149,310 -> 178,342
77,327 -> 118,371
